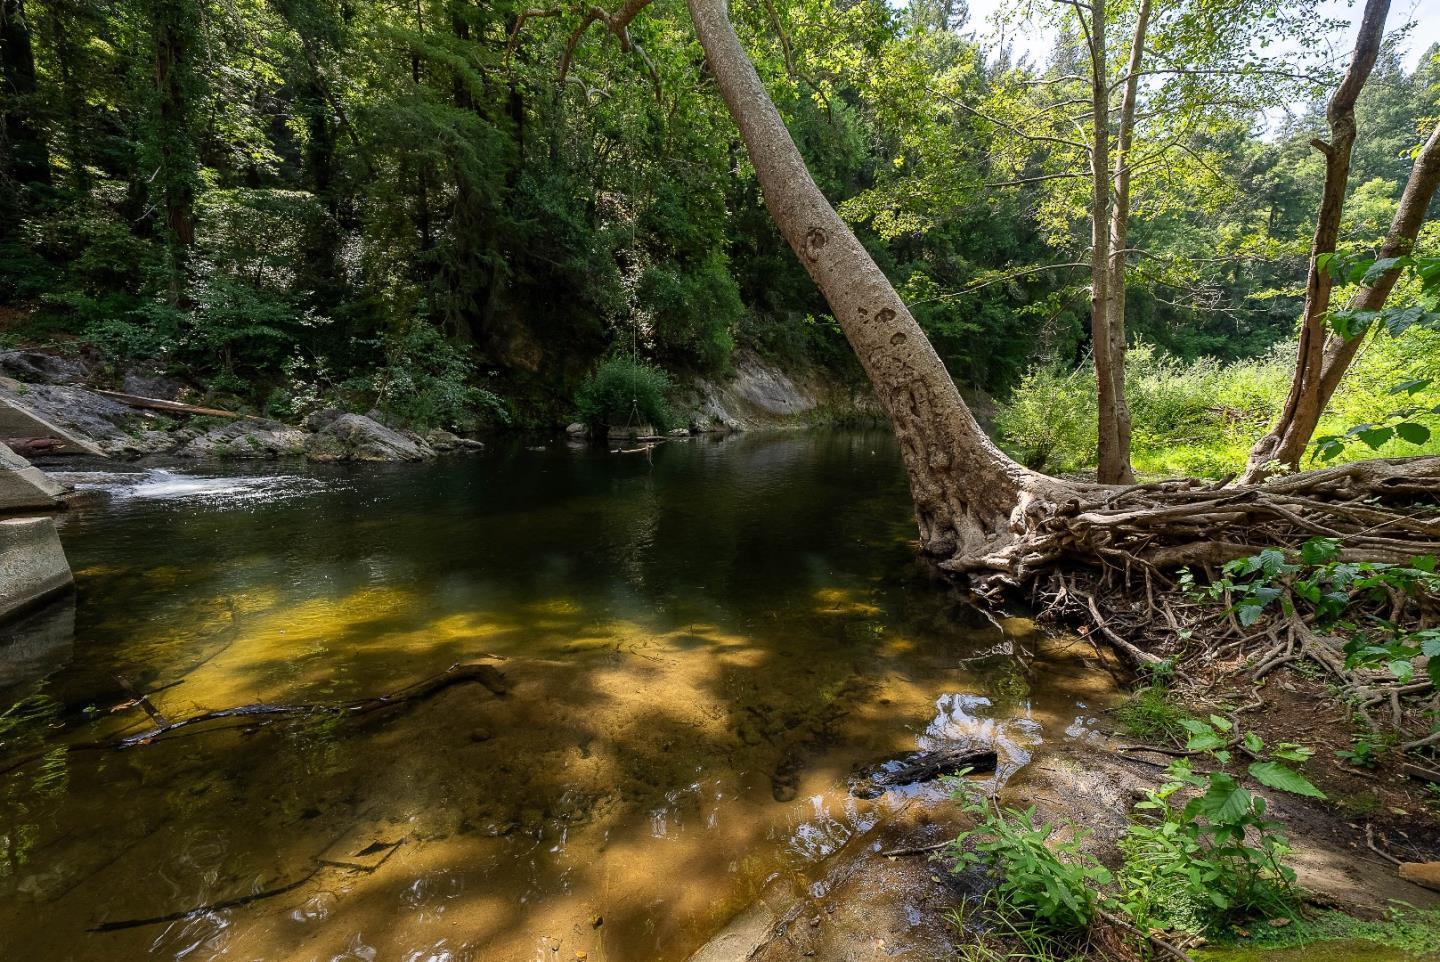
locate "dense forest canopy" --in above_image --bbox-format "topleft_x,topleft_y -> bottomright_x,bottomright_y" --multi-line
0,0 -> 1436,437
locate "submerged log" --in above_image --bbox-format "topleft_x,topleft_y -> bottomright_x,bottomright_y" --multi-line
849,745 -> 997,799
0,662 -> 506,776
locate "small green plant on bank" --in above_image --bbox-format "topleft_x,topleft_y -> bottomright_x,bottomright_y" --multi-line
1335,734 -> 1382,769
949,719 -> 1323,952
1113,661 -> 1191,745
575,356 -> 674,432
1191,538 -> 1440,690
949,783 -> 1111,933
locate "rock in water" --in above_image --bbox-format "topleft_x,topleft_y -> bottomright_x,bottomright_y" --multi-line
849,745 -> 998,799
0,442 -> 64,510
304,410 -> 435,462
177,419 -> 309,460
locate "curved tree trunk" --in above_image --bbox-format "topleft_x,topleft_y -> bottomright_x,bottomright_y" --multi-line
1241,120 -> 1440,479
685,0 -> 1077,571
1239,0 -> 1390,483
677,0 -> 1438,591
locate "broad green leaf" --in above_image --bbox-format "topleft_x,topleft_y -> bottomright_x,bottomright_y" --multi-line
1248,761 -> 1326,799
1395,422 -> 1431,446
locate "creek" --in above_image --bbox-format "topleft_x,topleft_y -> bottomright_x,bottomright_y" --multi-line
0,430 -> 1121,961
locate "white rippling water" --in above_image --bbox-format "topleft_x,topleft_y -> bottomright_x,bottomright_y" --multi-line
49,467 -> 331,506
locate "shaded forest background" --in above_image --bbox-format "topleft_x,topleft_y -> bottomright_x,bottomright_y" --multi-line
1,0 -> 1437,466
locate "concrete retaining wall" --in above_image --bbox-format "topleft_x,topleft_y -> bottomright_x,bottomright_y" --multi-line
0,517 -> 74,622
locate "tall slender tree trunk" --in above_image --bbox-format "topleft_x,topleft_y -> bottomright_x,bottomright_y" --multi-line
151,0 -> 198,249
1240,120 -> 1440,480
685,0 -> 1075,572
1101,0 -> 1150,485
1,0 -> 51,189
1240,0 -> 1390,483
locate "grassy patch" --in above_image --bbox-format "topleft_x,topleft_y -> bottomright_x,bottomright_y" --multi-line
1206,906 -> 1440,957
1111,682 -> 1193,745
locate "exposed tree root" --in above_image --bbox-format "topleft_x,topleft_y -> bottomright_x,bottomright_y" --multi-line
944,457 -> 1440,757
946,456 -> 1440,594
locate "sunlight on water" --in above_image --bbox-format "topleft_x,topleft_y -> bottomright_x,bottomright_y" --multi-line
2,433 -> 1119,962
51,467 -> 333,505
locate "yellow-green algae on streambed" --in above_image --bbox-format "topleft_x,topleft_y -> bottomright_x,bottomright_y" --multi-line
2,432 -> 1122,962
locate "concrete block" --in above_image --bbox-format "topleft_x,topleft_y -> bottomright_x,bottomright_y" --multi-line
0,517 -> 73,623
0,442 -> 64,511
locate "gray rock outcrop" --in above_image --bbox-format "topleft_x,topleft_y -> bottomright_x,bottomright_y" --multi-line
0,443 -> 65,511
176,419 -> 310,459
304,410 -> 435,462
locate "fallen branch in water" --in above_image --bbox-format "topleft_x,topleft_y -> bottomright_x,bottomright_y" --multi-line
0,663 -> 506,776
89,867 -> 322,932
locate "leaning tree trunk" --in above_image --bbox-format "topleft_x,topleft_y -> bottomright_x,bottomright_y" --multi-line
1244,120 -> 1440,477
682,0 -> 1440,591
686,0 -> 1084,572
1240,0 -> 1389,483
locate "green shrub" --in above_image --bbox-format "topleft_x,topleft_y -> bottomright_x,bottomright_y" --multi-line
949,782 -> 1111,933
995,335 -> 1439,479
992,364 -> 1095,473
575,356 -> 673,432
637,252 -> 741,374
361,322 -> 508,431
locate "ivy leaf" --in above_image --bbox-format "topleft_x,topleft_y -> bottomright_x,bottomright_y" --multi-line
1186,731 -> 1228,753
1361,256 -> 1408,284
1198,774 -> 1254,821
1389,378 -> 1432,395
1237,604 -> 1265,627
1248,761 -> 1326,799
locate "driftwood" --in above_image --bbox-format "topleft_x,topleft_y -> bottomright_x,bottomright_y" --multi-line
0,663 -> 505,777
850,745 -> 997,799
89,868 -> 322,932
93,389 -> 243,419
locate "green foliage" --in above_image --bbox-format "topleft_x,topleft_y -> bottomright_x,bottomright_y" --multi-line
1193,538 -> 1440,688
953,706 -> 1323,945
1112,680 -> 1194,746
366,321 -> 509,431
575,356 -> 673,432
998,336 -> 1440,478
949,782 -> 1111,933
637,252 -> 742,374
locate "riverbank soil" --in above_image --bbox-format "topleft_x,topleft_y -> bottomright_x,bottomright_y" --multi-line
696,664 -> 1440,962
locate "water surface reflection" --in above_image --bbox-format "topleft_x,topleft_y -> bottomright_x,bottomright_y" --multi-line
1,431 -> 1116,961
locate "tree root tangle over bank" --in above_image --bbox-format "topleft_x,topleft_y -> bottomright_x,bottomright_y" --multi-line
945,456 -> 1440,594
969,457 -> 1440,750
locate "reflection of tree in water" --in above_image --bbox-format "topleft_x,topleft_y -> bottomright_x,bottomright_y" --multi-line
1,691 -> 68,879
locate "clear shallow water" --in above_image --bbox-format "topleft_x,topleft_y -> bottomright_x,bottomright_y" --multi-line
0,431 -> 1116,961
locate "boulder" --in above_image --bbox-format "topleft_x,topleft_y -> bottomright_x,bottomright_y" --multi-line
304,410 -> 434,462
0,517 -> 73,623
176,419 -> 309,459
0,385 -> 112,455
566,422 -> 589,437
0,350 -> 91,386
425,428 -> 461,451
0,442 -> 65,511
